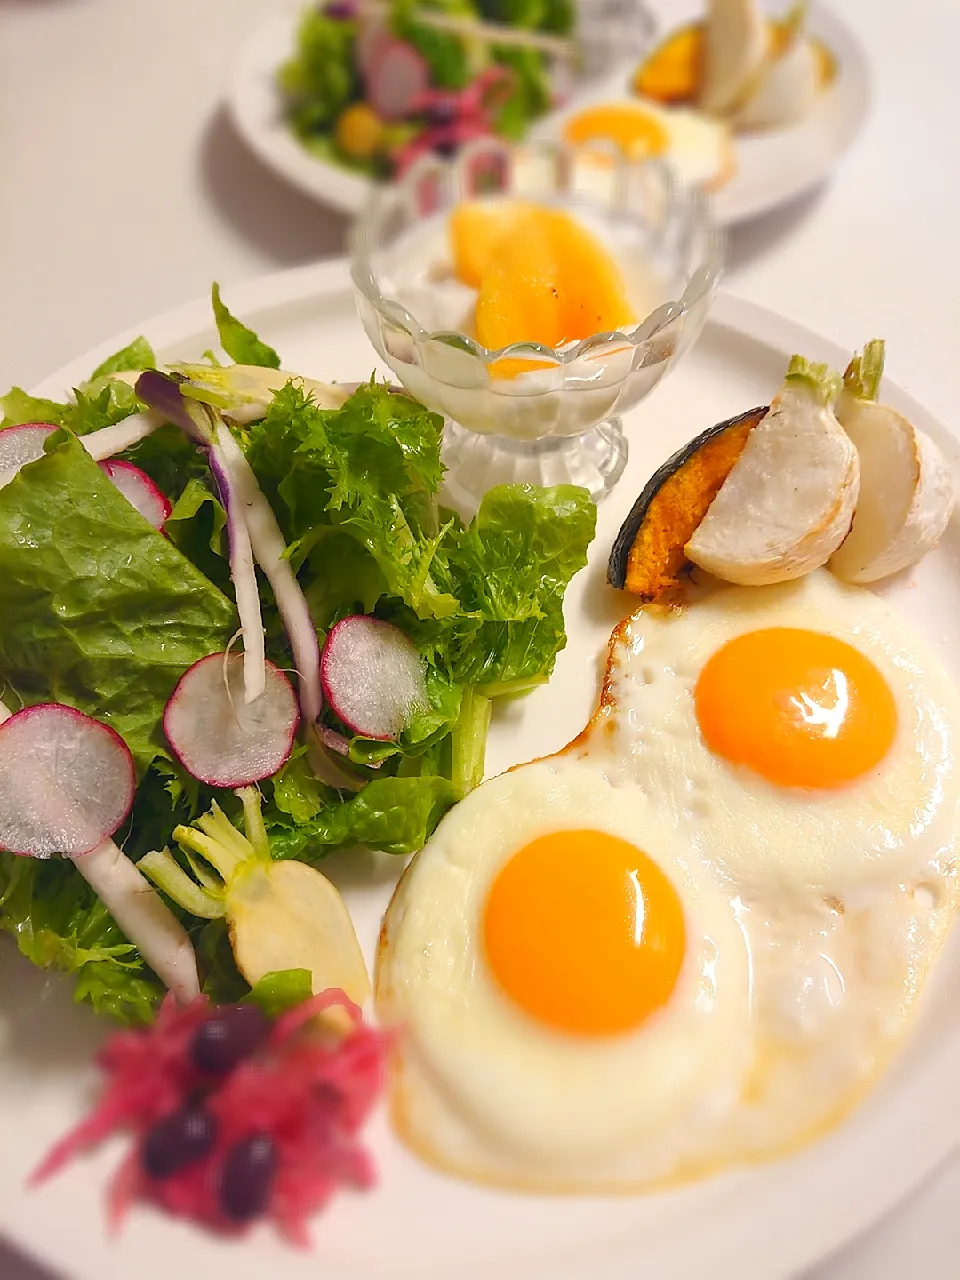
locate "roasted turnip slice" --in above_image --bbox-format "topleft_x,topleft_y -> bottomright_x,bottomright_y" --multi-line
98,460 -> 172,531
164,653 -> 299,787
0,422 -> 57,487
321,616 -> 426,741
0,704 -> 135,857
686,356 -> 859,585
829,341 -> 955,583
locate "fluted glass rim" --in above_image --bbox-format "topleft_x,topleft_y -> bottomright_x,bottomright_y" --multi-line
349,138 -> 725,372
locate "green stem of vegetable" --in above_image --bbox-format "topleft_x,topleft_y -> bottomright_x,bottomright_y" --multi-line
842,340 -> 885,403
451,686 -> 492,799
174,821 -> 244,882
239,786 -> 270,860
139,849 -> 226,919
784,355 -> 843,406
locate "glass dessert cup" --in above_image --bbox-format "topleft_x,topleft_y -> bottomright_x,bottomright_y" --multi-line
350,138 -> 724,514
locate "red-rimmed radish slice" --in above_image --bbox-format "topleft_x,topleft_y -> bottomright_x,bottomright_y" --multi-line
321,616 -> 426,741
366,39 -> 429,121
0,704 -> 136,858
0,422 -> 57,486
164,653 -> 299,787
98,460 -> 172,531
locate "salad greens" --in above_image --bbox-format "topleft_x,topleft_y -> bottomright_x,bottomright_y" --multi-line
0,285 -> 595,1024
278,0 -> 574,177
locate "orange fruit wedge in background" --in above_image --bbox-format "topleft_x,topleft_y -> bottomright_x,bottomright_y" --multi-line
450,201 -> 537,291
473,206 -> 636,363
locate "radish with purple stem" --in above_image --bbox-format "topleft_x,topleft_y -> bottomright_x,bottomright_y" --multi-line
135,371 -> 324,729
0,698 -> 200,1003
98,461 -> 172,531
164,654 -> 299,787
135,371 -> 269,707
208,446 -> 266,705
321,616 -> 426,741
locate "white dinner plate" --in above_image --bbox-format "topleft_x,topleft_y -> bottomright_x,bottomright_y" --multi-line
227,2 -> 870,227
3,260 -> 959,1280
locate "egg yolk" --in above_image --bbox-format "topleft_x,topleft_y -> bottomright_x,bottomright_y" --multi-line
562,104 -> 668,161
483,829 -> 686,1037
695,628 -> 898,790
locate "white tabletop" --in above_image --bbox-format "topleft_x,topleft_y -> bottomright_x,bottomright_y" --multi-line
3,0 -> 960,1276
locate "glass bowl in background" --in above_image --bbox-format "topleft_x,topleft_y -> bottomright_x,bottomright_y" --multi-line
350,138 -> 723,515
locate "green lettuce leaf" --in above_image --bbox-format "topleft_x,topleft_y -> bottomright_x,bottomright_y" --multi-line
0,854 -> 163,1025
279,7 -> 359,135
0,433 -> 236,771
211,283 -> 280,369
0,387 -> 67,428
268,775 -> 458,859
89,336 -> 156,380
244,968 -> 313,1016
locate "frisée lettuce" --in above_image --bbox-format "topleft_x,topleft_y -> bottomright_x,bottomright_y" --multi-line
0,286 -> 595,1023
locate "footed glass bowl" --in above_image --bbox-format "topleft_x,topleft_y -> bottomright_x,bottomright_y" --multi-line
350,138 -> 723,514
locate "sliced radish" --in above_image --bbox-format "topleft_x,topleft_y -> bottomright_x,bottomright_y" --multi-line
366,38 -> 430,121
0,422 -> 57,487
0,704 -> 136,858
98,460 -> 172,531
321,617 -> 426,741
164,653 -> 299,787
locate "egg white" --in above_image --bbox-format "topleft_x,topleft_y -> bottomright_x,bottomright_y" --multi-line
582,571 -> 960,893
377,756 -> 751,1186
550,98 -> 735,192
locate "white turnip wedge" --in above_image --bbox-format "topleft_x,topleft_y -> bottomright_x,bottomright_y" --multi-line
699,0 -> 768,115
164,653 -> 299,787
686,356 -> 859,585
140,789 -> 371,1020
732,5 -> 820,131
829,341 -> 955,583
321,616 -> 427,741
0,698 -> 200,1004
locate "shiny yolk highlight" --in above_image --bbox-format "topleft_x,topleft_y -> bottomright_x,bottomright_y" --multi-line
695,628 -> 898,790
563,105 -> 668,161
483,830 -> 686,1037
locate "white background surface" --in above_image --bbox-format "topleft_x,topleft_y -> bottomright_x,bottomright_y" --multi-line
2,0 -> 960,1276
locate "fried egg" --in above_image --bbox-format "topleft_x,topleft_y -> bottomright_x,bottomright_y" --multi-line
584,570 -> 960,892
560,100 -> 735,192
377,570 -> 960,1190
377,759 -> 752,1186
